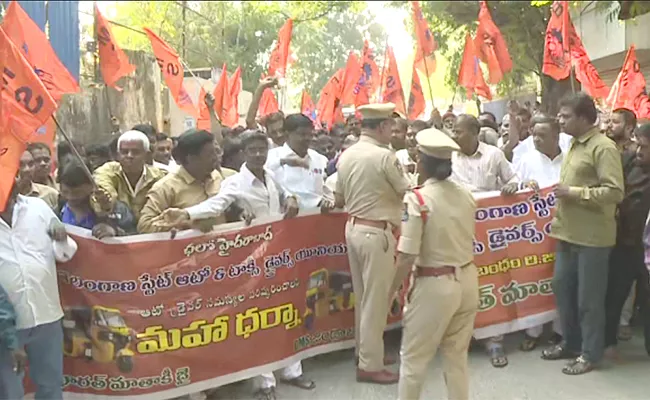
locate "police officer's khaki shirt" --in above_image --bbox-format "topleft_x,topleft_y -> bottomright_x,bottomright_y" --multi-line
398,178 -> 476,267
336,135 -> 409,227
138,166 -> 237,233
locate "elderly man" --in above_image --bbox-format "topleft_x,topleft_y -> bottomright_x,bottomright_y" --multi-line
0,180 -> 77,399
16,150 -> 59,210
92,130 -> 166,222
541,93 -> 624,375
449,113 -> 519,368
335,103 -> 410,384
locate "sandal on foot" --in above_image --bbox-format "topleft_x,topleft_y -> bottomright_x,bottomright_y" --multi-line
520,334 -> 540,352
541,344 -> 578,360
281,375 -> 315,390
255,388 -> 276,400
562,356 -> 594,375
488,346 -> 508,368
618,325 -> 633,341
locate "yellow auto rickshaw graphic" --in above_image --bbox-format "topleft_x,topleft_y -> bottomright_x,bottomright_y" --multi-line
63,306 -> 136,373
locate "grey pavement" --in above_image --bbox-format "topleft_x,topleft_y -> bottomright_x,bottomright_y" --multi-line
212,328 -> 650,400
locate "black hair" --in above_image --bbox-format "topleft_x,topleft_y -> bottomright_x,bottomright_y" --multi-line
27,142 -> 51,155
457,114 -> 481,135
231,126 -> 246,136
559,92 -> 598,124
361,118 -> 388,130
132,124 -> 157,138
330,123 -> 346,136
239,129 -> 269,149
262,111 -> 285,126
59,161 -> 93,188
420,153 -> 452,180
531,113 -> 561,133
394,117 -> 408,131
516,108 -> 532,120
479,111 -> 497,123
57,140 -> 84,162
86,143 -> 110,159
315,129 -> 329,136
283,113 -> 314,133
155,133 -> 171,143
222,136 -> 244,160
345,114 -> 359,124
636,123 -> 650,141
612,108 -> 637,129
172,129 -> 214,165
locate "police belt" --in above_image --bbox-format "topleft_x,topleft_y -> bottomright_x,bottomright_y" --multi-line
415,262 -> 472,278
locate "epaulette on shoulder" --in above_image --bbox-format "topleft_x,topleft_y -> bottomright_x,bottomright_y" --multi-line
411,188 -> 429,223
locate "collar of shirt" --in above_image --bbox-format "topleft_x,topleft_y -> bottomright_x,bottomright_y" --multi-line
574,126 -> 599,145
120,165 -> 148,196
458,141 -> 488,159
27,182 -> 40,197
240,163 -> 271,186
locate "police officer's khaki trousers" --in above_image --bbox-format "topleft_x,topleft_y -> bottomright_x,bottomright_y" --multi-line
345,220 -> 396,372
398,265 -> 478,400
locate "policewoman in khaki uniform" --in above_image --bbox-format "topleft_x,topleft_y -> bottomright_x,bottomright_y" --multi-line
394,128 -> 479,400
335,103 -> 410,385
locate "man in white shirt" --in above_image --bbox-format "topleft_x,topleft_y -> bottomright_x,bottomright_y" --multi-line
266,114 -> 328,210
152,130 -> 301,400
152,133 -> 180,173
514,114 -> 564,351
0,184 -> 78,399
450,114 -> 518,368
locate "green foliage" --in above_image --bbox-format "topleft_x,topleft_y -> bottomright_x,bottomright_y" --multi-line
105,1 -> 385,102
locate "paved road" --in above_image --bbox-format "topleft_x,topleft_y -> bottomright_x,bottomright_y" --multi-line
212,328 -> 650,400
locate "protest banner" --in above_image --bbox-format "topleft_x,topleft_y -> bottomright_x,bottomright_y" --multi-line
51,187 -> 557,398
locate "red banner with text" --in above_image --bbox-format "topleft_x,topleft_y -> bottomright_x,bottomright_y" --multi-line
52,188 -> 557,399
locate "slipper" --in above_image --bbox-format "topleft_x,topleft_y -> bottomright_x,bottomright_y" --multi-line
562,356 -> 594,375
281,376 -> 316,390
541,344 -> 578,361
488,345 -> 508,368
618,325 -> 633,341
519,334 -> 540,352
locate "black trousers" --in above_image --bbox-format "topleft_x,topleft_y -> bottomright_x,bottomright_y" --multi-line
604,244 -> 650,348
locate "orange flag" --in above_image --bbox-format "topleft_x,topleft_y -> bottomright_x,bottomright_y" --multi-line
95,4 -> 135,89
408,63 -> 425,120
354,41 -> 380,107
0,26 -> 58,211
301,91 -> 318,123
259,89 -> 279,118
474,0 -> 512,85
1,1 -> 79,101
380,47 -> 406,116
341,52 -> 362,106
212,64 -> 229,120
316,69 -> 344,129
458,33 -> 492,100
543,1 -> 571,80
196,87 -> 210,131
222,66 -> 242,127
144,27 -> 198,117
268,19 -> 293,78
606,46 -> 650,117
411,1 -> 438,76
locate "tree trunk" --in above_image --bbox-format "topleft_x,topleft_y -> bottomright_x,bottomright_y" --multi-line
540,75 -> 578,116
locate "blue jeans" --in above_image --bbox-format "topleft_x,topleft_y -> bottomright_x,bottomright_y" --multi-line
0,319 -> 63,400
552,240 -> 611,363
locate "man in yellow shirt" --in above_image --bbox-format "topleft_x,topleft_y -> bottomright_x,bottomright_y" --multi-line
92,130 -> 166,222
16,150 -> 59,210
138,129 -> 236,233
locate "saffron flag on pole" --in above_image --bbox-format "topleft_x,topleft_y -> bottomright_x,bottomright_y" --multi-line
0,26 -> 58,211
1,1 -> 79,101
411,1 -> 437,76
143,27 -> 198,118
259,89 -> 280,118
458,33 -> 492,100
354,41 -> 380,107
316,69 -> 344,129
212,64 -> 229,120
268,19 -> 293,78
95,4 -> 135,89
606,45 -> 650,118
380,47 -> 407,116
408,61 -> 425,120
542,1 -> 571,80
222,66 -> 242,127
474,0 -> 512,85
340,52 -> 362,106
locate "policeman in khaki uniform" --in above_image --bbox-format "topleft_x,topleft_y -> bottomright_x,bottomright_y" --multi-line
393,128 -> 479,400
334,103 -> 410,385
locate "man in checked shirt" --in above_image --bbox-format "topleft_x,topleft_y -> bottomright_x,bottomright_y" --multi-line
449,113 -> 519,368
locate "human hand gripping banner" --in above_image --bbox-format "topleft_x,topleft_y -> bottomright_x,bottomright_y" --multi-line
50,187 -> 557,398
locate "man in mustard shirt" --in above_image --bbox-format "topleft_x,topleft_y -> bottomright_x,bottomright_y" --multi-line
138,129 -> 236,233
541,93 -> 624,375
